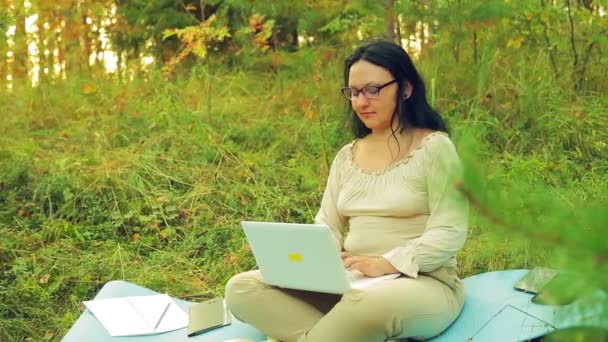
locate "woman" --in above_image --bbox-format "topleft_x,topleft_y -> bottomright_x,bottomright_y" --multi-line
225,40 -> 469,342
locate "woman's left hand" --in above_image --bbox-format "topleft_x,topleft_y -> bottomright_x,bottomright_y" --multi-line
341,253 -> 400,277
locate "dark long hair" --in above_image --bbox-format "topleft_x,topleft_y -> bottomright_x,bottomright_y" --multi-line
344,40 -> 448,138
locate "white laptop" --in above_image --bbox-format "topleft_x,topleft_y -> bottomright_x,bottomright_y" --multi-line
241,221 -> 400,294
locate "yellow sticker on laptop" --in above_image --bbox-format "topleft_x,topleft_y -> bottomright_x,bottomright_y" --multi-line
288,253 -> 303,262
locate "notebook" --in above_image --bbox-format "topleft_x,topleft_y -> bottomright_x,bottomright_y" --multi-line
187,297 -> 231,337
241,221 -> 400,294
83,294 -> 188,336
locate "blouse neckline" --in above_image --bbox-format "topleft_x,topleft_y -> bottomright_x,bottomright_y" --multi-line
347,131 -> 446,176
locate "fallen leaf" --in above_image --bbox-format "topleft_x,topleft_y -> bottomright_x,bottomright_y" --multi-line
224,253 -> 239,266
39,274 -> 51,284
82,83 -> 96,94
159,228 -> 174,240
17,209 -> 32,217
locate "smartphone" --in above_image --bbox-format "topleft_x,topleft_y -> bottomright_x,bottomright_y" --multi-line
531,272 -> 591,306
513,267 -> 559,294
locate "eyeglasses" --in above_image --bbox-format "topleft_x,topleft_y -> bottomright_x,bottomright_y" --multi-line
341,80 -> 397,100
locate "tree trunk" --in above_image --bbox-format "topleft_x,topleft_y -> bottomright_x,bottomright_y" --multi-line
13,0 -> 28,84
419,21 -> 425,52
578,0 -> 594,10
116,49 -> 123,82
36,4 -> 48,84
0,39 -> 6,88
383,0 -> 396,43
395,14 -> 402,47
81,6 -> 92,74
63,0 -> 83,78
92,15 -> 105,75
0,0 -> 8,87
47,10 -> 58,79
274,16 -> 299,51
56,16 -> 65,78
453,0 -> 462,63
472,31 -> 478,64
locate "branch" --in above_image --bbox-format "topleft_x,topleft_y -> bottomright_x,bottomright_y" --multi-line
576,40 -> 597,90
200,0 -> 205,22
177,0 -> 202,23
455,182 -> 607,265
566,0 -> 579,70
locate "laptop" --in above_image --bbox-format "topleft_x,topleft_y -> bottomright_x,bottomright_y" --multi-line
241,221 -> 400,294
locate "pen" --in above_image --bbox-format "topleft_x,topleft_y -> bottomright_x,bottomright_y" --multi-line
153,302 -> 171,331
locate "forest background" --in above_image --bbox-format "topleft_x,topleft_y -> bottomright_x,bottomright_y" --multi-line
0,0 -> 607,341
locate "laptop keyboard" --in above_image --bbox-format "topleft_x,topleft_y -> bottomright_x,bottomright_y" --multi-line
346,270 -> 364,281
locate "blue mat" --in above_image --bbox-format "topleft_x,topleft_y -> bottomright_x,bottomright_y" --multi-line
63,270 -> 607,341
62,280 -> 267,342
429,270 -> 608,342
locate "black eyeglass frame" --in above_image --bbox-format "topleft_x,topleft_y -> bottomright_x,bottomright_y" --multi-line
341,79 -> 397,100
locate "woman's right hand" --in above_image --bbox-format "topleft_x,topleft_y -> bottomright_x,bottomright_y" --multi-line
341,252 -> 399,277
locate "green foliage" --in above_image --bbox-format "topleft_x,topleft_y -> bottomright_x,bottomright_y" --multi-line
162,15 -> 231,74
1,1 -> 608,340
319,9 -> 365,34
112,0 -> 199,59
0,8 -> 12,38
2,44 -> 607,337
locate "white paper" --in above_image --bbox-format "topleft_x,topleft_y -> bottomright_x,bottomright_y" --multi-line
347,270 -> 401,290
83,294 -> 188,337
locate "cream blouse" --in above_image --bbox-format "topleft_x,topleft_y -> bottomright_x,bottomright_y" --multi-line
315,131 -> 469,278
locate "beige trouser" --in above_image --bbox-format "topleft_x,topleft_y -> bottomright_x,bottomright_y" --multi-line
225,267 -> 464,342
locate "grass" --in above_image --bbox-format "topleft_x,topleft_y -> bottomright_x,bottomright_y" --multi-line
0,46 -> 606,341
